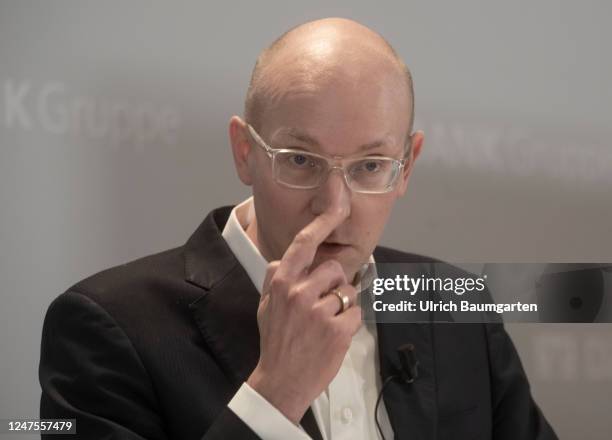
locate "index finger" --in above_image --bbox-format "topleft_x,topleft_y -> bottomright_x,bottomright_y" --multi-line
279,205 -> 350,279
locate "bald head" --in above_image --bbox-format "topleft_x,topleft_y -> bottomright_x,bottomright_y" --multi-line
244,18 -> 414,143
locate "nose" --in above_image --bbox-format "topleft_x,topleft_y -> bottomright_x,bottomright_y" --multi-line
310,167 -> 352,219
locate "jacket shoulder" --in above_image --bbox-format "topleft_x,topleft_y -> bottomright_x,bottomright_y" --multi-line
63,245 -> 193,313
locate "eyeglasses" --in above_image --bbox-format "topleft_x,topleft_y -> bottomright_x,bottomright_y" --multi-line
247,124 -> 410,194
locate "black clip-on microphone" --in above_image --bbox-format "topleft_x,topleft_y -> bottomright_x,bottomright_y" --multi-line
375,344 -> 419,440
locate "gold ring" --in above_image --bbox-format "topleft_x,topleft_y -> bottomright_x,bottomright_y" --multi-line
332,288 -> 351,314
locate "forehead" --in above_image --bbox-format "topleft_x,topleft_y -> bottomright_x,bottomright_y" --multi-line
271,125 -> 397,155
259,67 -> 410,155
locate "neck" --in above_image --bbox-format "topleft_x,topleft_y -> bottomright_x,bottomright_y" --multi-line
245,215 -> 274,263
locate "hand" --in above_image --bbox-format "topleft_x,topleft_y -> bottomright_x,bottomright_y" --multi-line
246,205 -> 363,424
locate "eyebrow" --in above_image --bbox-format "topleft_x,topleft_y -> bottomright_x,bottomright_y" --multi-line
280,128 -> 389,152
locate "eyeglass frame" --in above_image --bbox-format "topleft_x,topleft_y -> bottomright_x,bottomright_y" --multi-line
246,123 -> 412,194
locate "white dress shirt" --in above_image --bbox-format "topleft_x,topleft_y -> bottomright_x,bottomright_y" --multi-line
223,197 -> 393,440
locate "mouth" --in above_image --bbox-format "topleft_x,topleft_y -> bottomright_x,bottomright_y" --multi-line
318,241 -> 351,254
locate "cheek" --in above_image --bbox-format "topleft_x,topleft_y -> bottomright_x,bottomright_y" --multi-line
351,196 -> 396,241
253,179 -> 312,248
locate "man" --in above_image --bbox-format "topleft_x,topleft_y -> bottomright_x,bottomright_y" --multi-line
39,18 -> 557,439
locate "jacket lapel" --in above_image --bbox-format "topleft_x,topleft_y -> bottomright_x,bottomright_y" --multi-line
189,262 -> 261,384
185,206 -> 323,440
373,249 -> 439,440
185,206 -> 260,384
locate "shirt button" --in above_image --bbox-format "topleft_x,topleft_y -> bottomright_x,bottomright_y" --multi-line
341,407 -> 353,424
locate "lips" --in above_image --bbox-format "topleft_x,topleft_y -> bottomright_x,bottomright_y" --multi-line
319,242 -> 351,253
323,241 -> 349,246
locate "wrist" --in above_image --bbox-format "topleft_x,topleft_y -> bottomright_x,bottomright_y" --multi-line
246,365 -> 312,424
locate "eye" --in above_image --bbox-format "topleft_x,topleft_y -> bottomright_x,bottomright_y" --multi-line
354,160 -> 383,173
291,154 -> 308,166
363,161 -> 381,172
349,159 -> 393,179
286,152 -> 318,168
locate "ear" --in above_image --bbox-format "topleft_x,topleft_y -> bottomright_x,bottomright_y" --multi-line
229,116 -> 253,185
396,130 -> 424,197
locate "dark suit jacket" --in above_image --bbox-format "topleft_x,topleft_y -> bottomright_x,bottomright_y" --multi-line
39,205 -> 558,440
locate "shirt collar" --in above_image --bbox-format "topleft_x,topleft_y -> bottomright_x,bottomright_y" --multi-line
221,197 -> 376,294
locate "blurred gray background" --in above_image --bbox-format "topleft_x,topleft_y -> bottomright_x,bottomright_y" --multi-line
1,1 -> 611,438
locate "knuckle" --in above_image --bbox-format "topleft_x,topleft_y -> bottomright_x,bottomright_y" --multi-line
294,230 -> 314,246
343,284 -> 357,296
288,286 -> 309,307
289,284 -> 304,298
269,275 -> 288,294
265,261 -> 281,275
327,260 -> 348,284
263,263 -> 280,291
330,204 -> 349,220
324,259 -> 343,275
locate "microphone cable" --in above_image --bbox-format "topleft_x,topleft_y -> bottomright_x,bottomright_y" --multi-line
374,343 -> 419,440
374,375 -> 395,440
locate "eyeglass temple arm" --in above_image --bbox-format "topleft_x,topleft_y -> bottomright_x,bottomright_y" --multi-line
247,124 -> 274,157
402,136 -> 413,163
